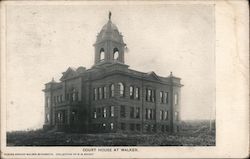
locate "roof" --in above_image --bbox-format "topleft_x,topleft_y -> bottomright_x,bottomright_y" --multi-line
60,66 -> 86,81
95,19 -> 124,44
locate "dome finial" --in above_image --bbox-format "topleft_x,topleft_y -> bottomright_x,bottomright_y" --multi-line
109,11 -> 112,21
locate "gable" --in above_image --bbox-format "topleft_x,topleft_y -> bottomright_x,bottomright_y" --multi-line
146,71 -> 161,81
60,67 -> 78,81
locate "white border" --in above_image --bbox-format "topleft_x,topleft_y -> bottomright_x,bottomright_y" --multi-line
1,0 -> 249,158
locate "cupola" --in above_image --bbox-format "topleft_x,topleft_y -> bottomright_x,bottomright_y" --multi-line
93,12 -> 126,66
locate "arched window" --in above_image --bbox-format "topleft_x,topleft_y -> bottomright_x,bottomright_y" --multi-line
110,84 -> 115,97
100,48 -> 105,61
118,82 -> 125,97
113,48 -> 119,60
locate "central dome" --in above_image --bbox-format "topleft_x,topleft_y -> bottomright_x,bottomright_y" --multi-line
101,20 -> 119,31
95,19 -> 124,44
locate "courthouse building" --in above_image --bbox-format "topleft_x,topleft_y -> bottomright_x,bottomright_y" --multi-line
43,13 -> 183,133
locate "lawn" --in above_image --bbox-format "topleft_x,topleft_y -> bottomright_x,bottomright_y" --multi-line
7,120 -> 215,146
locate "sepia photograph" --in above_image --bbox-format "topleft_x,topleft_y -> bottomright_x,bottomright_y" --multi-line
1,0 -> 248,158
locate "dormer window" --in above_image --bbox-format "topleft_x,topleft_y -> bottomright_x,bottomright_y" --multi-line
100,48 -> 105,61
113,48 -> 119,60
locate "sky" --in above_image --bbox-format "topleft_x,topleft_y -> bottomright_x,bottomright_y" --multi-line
5,4 -> 215,131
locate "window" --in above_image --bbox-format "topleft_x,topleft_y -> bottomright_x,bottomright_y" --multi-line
160,110 -> 163,120
70,93 -> 73,102
160,91 -> 164,103
164,111 -> 168,120
151,109 -> 154,119
113,48 -> 119,60
121,123 -> 126,130
136,124 -> 141,131
118,82 -> 125,97
176,126 -> 180,132
161,125 -> 164,132
66,94 -> 70,101
57,96 -> 59,103
135,107 -> 140,118
174,93 -> 178,105
146,89 -> 155,102
54,96 -> 56,105
103,87 -> 107,99
57,111 -> 65,124
72,93 -> 76,101
165,92 -> 169,104
57,112 -> 61,123
175,111 -> 179,121
146,109 -> 154,120
46,114 -> 50,123
97,108 -> 101,118
135,87 -> 140,99
152,90 -> 155,102
76,92 -> 79,101
60,95 -> 63,103
149,109 -> 152,119
94,88 -> 97,100
98,87 -> 102,100
103,107 -> 107,118
130,107 -> 135,118
71,110 -> 77,123
110,84 -> 114,97
147,89 -> 151,101
129,86 -> 134,99
72,92 -> 78,102
102,123 -> 106,128
147,109 -> 151,119
151,124 -> 156,132
45,97 -> 50,107
110,106 -> 114,117
130,123 -> 135,131
93,109 -> 97,119
110,123 -> 114,130
165,125 -> 169,132
145,124 -> 150,132
120,105 -> 126,118
100,48 -> 105,61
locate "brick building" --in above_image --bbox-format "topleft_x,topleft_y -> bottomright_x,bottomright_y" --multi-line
43,13 -> 183,133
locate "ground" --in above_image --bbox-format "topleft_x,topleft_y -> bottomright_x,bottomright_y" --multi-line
7,120 -> 215,146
